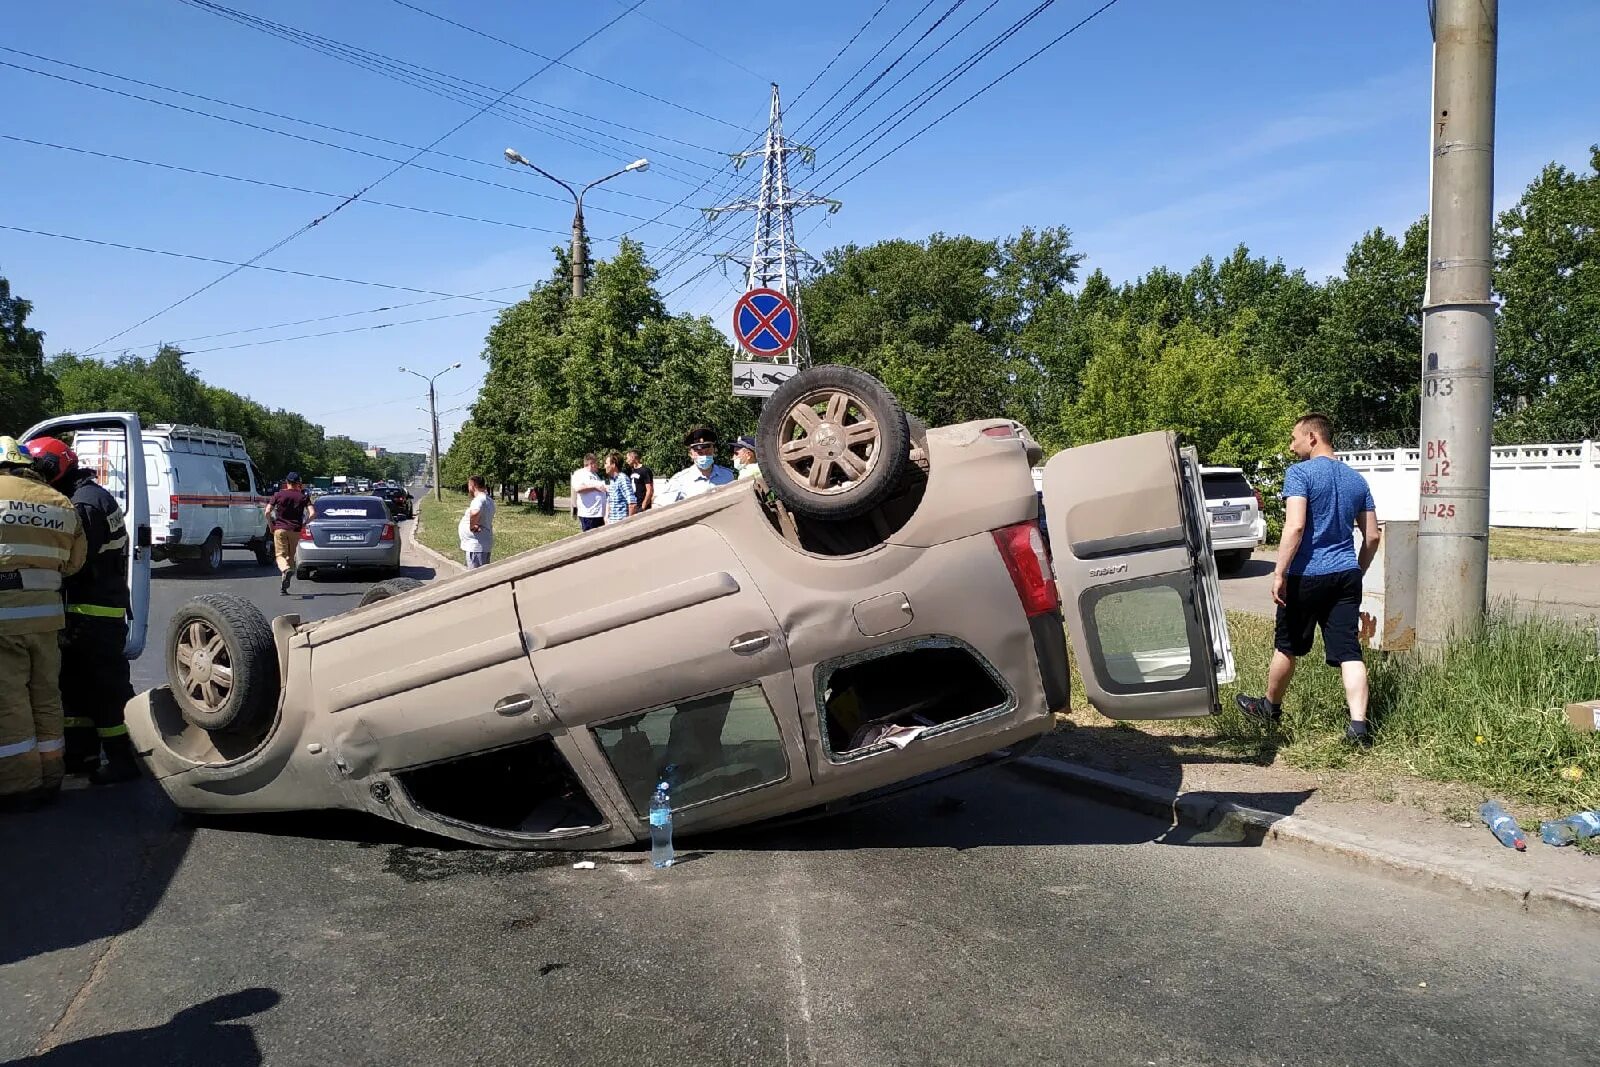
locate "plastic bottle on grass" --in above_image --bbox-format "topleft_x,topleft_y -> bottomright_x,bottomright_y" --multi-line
1479,800 -> 1526,851
649,781 -> 674,869
1539,810 -> 1600,847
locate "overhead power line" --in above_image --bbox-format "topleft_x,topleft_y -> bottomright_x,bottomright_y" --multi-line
0,222 -> 514,320
795,0 -> 948,144
179,307 -> 494,356
602,0 -> 767,81
381,0 -> 747,130
787,0 -> 896,111
81,0 -> 649,352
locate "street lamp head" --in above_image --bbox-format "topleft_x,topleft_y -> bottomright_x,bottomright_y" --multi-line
625,158 -> 649,172
450,362 -> 462,369
504,147 -> 527,165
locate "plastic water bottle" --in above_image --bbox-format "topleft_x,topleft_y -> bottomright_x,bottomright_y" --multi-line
649,781 -> 674,869
1539,810 -> 1600,847
1480,800 -> 1526,851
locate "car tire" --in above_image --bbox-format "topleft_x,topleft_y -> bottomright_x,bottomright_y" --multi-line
1215,549 -> 1250,576
167,593 -> 279,734
756,365 -> 911,521
251,538 -> 275,567
192,531 -> 223,573
295,565 -> 313,581
357,576 -> 424,608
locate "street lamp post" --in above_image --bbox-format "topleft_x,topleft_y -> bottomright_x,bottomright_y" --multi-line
503,149 -> 649,299
399,362 -> 461,502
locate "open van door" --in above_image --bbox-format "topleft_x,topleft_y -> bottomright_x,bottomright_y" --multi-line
22,413 -> 151,659
1041,432 -> 1234,719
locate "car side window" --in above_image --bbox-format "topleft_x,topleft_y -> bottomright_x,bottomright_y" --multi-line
223,460 -> 251,494
591,686 -> 788,815
1080,578 -> 1206,691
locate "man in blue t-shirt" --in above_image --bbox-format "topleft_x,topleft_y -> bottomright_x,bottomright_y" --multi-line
1237,413 -> 1382,745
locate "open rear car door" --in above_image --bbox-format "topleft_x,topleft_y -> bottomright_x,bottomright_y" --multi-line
1042,432 -> 1234,719
22,412 -> 150,658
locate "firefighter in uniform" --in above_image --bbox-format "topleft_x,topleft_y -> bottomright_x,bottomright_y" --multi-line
25,436 -> 140,784
0,435 -> 87,812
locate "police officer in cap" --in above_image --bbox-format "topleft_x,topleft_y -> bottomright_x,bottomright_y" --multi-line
26,437 -> 139,784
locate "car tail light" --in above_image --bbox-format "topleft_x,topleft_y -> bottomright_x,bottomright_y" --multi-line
981,425 -> 1017,440
168,494 -> 179,521
299,525 -> 313,541
993,521 -> 1059,618
380,524 -> 396,542
1253,489 -> 1263,510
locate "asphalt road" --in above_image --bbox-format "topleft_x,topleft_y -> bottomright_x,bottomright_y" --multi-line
3,539 -> 1598,1066
1219,548 -> 1600,621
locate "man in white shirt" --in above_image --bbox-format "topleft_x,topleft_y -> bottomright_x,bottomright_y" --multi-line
458,475 -> 496,568
659,426 -> 736,505
570,454 -> 608,531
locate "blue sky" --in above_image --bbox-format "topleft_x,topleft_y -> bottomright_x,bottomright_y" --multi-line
5,0 -> 1597,452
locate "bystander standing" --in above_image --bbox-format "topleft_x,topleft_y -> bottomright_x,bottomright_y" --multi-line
732,435 -> 760,481
625,450 -> 654,511
603,452 -> 637,524
1236,413 -> 1382,746
570,454 -> 608,531
458,475 -> 496,569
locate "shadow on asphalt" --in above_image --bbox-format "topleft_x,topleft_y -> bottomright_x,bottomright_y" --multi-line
12,987 -> 280,1066
297,563 -> 437,584
0,783 -> 190,967
151,560 -> 277,582
1220,558 -> 1274,580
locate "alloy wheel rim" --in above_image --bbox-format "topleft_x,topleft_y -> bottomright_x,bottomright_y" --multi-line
174,619 -> 233,713
775,388 -> 881,496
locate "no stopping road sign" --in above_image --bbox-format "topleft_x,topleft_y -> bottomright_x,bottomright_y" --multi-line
733,288 -> 797,357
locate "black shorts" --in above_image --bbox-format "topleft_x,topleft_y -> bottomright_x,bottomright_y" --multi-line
1275,569 -> 1364,665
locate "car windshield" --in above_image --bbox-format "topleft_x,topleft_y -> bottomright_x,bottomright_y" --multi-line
1201,472 -> 1253,501
315,498 -> 386,520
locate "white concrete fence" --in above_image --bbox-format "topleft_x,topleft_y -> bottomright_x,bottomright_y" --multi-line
1343,440 -> 1600,531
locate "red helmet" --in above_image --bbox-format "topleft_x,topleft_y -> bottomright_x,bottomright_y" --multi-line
24,436 -> 77,485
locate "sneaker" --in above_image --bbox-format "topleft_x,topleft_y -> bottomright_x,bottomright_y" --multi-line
1345,721 -> 1374,749
1235,694 -> 1282,724
280,571 -> 292,596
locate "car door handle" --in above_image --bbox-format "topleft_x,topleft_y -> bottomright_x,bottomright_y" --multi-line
728,632 -> 771,656
494,694 -> 536,717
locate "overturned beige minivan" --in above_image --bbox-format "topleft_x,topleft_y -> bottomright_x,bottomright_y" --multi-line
127,367 -> 1233,849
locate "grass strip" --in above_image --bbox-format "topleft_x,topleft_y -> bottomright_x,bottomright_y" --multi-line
415,489 -> 579,562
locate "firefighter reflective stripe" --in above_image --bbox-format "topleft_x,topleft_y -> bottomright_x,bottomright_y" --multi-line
67,603 -> 125,618
0,542 -> 70,562
96,724 -> 129,738
0,602 -> 64,622
102,534 -> 129,553
36,737 -> 64,753
102,508 -> 128,553
0,568 -> 63,591
63,716 -> 94,729
0,737 -> 37,759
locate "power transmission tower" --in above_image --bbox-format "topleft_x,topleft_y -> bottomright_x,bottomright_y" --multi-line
705,83 -> 840,368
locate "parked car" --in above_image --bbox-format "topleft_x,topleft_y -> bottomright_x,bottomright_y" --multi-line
1199,466 -> 1267,575
74,423 -> 272,571
373,485 -> 413,520
127,367 -> 1233,850
293,495 -> 402,579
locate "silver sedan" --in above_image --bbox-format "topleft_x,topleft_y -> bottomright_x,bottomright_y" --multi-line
294,495 -> 402,579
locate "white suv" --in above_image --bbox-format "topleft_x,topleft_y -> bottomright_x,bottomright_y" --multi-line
1199,466 -> 1266,575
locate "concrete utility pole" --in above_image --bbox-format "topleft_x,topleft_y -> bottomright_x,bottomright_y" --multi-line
503,150 -> 649,299
400,362 -> 460,502
1415,0 -> 1497,650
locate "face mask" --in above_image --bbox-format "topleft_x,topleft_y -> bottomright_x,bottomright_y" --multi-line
733,455 -> 746,470
694,453 -> 715,471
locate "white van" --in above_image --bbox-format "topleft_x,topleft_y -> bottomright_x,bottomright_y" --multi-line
75,424 -> 273,571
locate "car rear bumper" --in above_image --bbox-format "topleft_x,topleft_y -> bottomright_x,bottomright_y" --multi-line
296,543 -> 400,568
1210,516 -> 1266,552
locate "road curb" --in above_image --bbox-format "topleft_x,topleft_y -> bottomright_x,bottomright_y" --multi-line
402,514 -> 464,575
1011,755 -> 1600,921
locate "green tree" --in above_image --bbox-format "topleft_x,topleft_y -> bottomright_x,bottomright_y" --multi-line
0,275 -> 60,431
1495,147 -> 1600,440
1296,219 -> 1428,442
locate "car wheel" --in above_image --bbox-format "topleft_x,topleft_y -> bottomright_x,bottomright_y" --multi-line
295,565 -> 312,581
193,531 -> 223,573
1215,550 -> 1250,576
252,538 -> 275,567
167,594 -> 279,734
357,576 -> 424,608
756,365 -> 911,521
